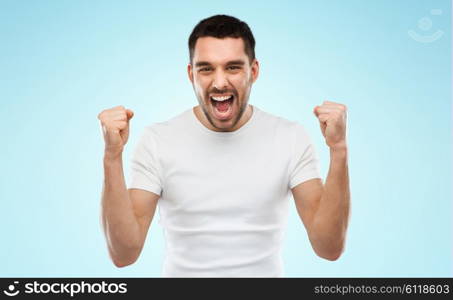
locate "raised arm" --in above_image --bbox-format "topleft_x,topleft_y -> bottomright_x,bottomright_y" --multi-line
292,101 -> 350,261
98,106 -> 159,267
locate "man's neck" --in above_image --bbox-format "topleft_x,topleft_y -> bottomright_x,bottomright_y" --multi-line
193,104 -> 253,132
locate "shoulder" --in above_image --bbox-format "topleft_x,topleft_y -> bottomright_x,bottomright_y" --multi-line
255,106 -> 309,136
141,107 -> 193,138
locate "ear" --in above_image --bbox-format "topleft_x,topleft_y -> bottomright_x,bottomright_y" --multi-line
187,63 -> 194,83
251,59 -> 259,83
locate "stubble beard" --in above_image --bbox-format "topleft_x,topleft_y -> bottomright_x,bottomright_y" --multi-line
199,91 -> 249,132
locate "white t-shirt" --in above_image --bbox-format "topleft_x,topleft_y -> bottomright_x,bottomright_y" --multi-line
128,105 -> 321,277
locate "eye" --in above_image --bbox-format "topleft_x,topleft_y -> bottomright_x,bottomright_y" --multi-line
199,67 -> 212,72
227,66 -> 241,70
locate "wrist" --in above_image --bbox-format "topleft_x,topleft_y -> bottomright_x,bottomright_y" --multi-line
103,151 -> 123,163
329,143 -> 348,157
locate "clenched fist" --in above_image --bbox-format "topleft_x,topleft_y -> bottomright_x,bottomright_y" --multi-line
313,100 -> 347,150
97,105 -> 134,157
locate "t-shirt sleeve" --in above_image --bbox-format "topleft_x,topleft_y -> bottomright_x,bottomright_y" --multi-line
289,124 -> 322,189
128,126 -> 163,196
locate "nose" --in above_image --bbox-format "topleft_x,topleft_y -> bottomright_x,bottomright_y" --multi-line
212,69 -> 228,90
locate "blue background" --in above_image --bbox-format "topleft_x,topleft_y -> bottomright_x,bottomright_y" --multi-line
0,0 -> 451,277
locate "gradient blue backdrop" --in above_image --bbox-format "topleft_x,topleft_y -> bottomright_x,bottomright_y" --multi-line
1,0 -> 451,277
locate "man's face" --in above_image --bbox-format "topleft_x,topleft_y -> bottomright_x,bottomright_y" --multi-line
188,37 -> 259,131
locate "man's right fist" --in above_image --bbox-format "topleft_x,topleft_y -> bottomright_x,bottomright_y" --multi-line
97,106 -> 134,157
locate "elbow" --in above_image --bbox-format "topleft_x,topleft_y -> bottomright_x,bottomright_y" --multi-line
110,247 -> 141,268
112,256 -> 138,268
314,242 -> 345,261
319,250 -> 343,261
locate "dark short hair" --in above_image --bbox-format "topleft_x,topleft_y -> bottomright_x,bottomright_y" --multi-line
188,15 -> 256,64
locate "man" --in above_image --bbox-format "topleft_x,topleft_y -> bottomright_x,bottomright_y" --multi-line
98,15 -> 350,277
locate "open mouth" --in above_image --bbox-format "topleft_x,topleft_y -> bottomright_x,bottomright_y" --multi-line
209,94 -> 235,121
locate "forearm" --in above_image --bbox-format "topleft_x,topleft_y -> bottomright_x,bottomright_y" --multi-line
101,155 -> 141,265
311,146 -> 350,258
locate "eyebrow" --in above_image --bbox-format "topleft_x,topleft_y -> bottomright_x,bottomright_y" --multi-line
194,60 -> 246,68
194,61 -> 212,67
226,60 -> 245,66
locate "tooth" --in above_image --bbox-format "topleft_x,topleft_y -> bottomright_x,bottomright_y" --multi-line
212,95 -> 232,101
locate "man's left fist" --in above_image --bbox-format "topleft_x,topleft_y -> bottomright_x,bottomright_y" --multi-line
313,100 -> 347,150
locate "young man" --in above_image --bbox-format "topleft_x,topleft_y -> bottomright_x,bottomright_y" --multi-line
98,15 -> 350,277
